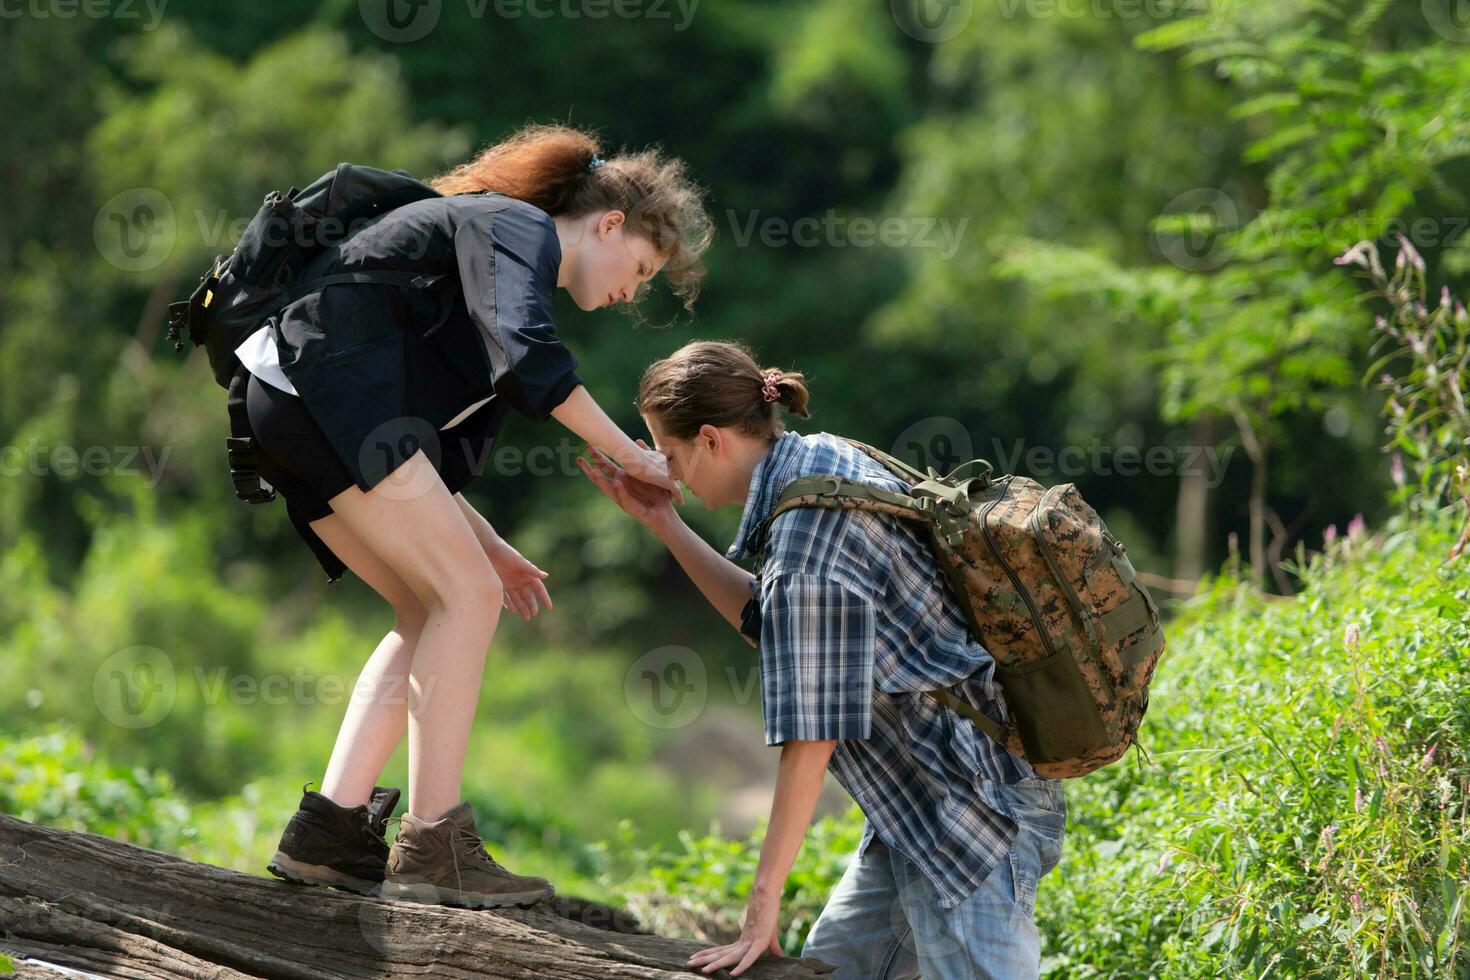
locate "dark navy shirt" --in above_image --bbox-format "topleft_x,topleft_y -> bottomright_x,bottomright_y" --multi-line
275,193 -> 583,495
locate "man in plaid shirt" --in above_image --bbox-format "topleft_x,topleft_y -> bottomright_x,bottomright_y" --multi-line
579,340 -> 1067,979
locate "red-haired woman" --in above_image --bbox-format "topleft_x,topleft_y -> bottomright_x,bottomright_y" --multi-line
246,124 -> 713,908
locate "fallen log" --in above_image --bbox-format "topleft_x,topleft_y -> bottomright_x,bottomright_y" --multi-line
0,812 -> 834,979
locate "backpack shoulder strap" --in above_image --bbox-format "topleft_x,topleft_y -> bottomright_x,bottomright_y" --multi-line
927,688 -> 1007,744
750,472 -> 943,578
281,270 -> 453,307
760,474 -> 1013,749
772,473 -> 933,519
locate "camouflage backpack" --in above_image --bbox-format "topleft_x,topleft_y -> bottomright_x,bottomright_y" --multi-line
760,437 -> 1167,778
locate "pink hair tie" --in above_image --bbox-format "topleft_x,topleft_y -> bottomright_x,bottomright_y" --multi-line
760,371 -> 782,403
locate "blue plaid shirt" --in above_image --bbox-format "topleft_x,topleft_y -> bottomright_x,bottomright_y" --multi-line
728,430 -> 1040,910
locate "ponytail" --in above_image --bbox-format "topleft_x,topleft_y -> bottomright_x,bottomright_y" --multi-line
636,341 -> 812,442
427,123 -> 601,214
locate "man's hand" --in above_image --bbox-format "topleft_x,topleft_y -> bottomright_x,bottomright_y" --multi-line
686,887 -> 784,976
577,440 -> 679,533
687,739 -> 835,974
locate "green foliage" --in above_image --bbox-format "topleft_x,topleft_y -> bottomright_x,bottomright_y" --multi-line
4,4 -> 1466,969
1130,0 -> 1470,433
0,952 -> 12,973
610,513 -> 1469,974
768,0 -> 910,135
90,20 -> 466,277
601,810 -> 864,952
992,0 -> 1470,586
1034,511 -> 1468,975
1338,237 -> 1470,529
0,725 -> 298,869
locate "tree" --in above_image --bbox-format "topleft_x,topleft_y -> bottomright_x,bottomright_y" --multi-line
995,0 -> 1470,587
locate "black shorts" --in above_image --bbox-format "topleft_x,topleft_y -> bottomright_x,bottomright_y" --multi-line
227,362 -> 498,584
244,369 -> 356,525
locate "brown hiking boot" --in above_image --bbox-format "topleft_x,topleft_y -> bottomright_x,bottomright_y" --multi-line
379,800 -> 554,908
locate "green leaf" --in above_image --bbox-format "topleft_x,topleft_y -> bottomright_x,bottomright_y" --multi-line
1228,93 -> 1303,120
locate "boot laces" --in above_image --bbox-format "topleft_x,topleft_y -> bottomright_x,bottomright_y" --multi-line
381,814 -> 514,890
358,809 -> 390,849
448,825 -> 512,880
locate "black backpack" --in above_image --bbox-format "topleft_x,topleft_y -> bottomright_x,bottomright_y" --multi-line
165,162 -> 462,389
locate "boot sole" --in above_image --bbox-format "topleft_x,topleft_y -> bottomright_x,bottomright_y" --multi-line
379,878 -> 553,909
267,850 -> 382,896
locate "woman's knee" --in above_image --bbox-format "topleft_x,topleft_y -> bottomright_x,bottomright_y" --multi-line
418,567 -> 504,625
324,451 -> 504,616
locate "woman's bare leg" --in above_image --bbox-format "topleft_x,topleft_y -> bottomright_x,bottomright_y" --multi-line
319,449 -> 504,823
308,511 -> 429,809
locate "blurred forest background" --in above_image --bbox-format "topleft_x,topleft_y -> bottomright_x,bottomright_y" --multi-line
3,0 -> 1469,974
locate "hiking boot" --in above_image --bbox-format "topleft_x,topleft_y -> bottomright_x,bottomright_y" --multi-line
379,800 -> 554,908
266,781 -> 401,896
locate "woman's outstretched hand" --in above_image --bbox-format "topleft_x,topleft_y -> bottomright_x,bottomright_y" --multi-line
483,536 -> 552,619
612,442 -> 685,506
578,440 -> 679,532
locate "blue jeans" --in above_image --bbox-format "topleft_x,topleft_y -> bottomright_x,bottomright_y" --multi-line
801,777 -> 1066,980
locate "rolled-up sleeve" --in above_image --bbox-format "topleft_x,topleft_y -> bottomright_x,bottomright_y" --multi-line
759,571 -> 876,745
453,206 -> 582,422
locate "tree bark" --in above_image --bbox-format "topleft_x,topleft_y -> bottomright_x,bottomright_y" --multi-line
0,813 -> 835,979
1172,414 -> 1220,585
1227,401 -> 1268,589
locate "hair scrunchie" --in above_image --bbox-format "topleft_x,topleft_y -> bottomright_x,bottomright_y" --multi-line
760,371 -> 782,403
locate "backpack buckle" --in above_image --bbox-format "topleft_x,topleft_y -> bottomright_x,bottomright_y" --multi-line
225,436 -> 277,504
809,476 -> 842,497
